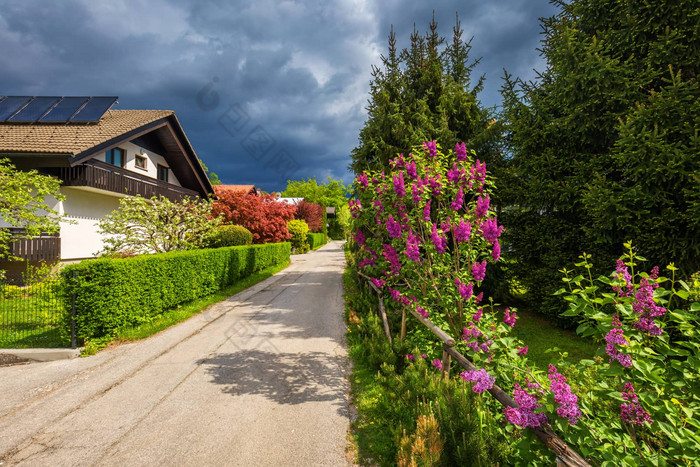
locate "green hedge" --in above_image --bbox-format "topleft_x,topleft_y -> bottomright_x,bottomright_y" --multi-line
307,233 -> 326,250
207,225 -> 253,247
62,242 -> 290,342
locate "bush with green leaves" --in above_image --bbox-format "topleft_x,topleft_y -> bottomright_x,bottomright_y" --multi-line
286,219 -> 309,254
306,233 -> 326,250
61,242 -> 290,342
207,225 -> 253,248
97,195 -> 221,255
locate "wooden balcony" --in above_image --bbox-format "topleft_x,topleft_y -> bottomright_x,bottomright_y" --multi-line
56,160 -> 201,201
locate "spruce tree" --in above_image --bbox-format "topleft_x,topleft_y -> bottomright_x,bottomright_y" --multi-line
501,0 -> 699,319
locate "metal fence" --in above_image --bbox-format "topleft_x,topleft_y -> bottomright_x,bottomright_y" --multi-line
0,272 -> 66,348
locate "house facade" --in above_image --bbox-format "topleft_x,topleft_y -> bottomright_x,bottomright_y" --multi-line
0,96 -> 214,270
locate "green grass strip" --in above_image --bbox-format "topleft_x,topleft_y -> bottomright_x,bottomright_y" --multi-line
82,261 -> 290,355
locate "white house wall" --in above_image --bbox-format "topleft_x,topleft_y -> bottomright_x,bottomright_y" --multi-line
58,187 -> 121,260
93,141 -> 182,187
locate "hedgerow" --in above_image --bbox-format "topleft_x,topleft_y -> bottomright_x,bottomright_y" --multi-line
61,242 -> 290,342
306,233 -> 326,250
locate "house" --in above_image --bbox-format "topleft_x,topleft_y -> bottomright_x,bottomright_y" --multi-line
277,197 -> 304,205
213,184 -> 260,196
0,96 -> 214,272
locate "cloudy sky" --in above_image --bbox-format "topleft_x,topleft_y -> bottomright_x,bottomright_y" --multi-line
0,0 -> 557,192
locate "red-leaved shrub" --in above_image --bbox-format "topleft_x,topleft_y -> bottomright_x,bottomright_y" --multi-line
212,191 -> 296,244
295,200 -> 324,233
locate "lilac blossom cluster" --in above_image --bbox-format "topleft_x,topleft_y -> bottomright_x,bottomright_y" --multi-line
632,277 -> 665,336
503,308 -> 517,328
548,365 -> 581,425
504,383 -> 548,429
605,314 -> 632,367
620,383 -> 652,425
460,369 -> 495,394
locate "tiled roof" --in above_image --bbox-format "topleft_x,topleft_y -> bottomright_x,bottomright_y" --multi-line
0,110 -> 173,155
214,184 -> 257,194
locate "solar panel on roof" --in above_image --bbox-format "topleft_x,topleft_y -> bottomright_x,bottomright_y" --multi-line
8,97 -> 61,122
70,96 -> 118,122
0,96 -> 32,121
39,97 -> 89,122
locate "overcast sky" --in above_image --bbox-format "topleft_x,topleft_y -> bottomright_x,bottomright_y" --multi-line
0,0 -> 557,192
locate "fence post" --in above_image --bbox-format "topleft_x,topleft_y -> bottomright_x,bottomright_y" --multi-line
71,270 -> 77,349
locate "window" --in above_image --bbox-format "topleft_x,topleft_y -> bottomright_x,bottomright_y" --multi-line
105,148 -> 125,167
135,154 -> 147,170
157,164 -> 169,182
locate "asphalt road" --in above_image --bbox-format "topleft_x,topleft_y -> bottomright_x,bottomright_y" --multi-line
0,241 -> 351,466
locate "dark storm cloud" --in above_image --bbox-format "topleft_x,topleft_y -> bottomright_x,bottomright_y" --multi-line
0,0 -> 556,192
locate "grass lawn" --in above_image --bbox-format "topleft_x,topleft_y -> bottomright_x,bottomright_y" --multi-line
511,307 -> 600,369
82,261 -> 291,355
1,285 -> 66,348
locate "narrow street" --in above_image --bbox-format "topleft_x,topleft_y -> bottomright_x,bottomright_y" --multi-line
0,241 -> 350,466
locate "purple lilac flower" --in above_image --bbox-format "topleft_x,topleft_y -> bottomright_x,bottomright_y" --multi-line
389,288 -> 401,302
427,175 -> 442,194
605,314 -> 632,367
432,359 -> 443,370
462,324 -> 485,353
460,369 -> 495,394
475,194 -> 490,218
504,383 -> 548,429
372,199 -> 384,213
455,142 -> 468,161
447,163 -> 464,183
518,346 -> 529,356
406,159 -> 417,180
349,199 -> 362,218
632,277 -> 666,336
370,278 -> 386,289
354,229 -> 366,246
454,218 -> 471,243
386,215 -> 402,238
411,183 -> 423,204
406,354 -> 415,361
548,364 -> 582,425
480,217 -> 503,244
451,187 -> 464,211
472,260 -> 487,281
393,171 -> 406,198
404,232 -> 421,262
650,266 -> 659,279
416,306 -> 428,318
621,383 -> 652,425
423,140 -> 437,158
613,259 -> 634,297
471,159 -> 487,189
504,308 -> 517,328
491,240 -> 501,261
430,223 -> 447,254
455,277 -> 473,300
422,201 -> 431,221
390,153 -> 405,169
383,244 -> 401,275
473,308 -> 483,322
400,296 -> 411,306
356,173 -> 369,188
475,292 -> 483,304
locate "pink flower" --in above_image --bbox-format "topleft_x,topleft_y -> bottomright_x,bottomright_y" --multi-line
422,201 -> 431,221
370,278 -> 386,289
605,314 -> 632,367
455,277 -> 473,300
504,308 -> 517,327
472,260 -> 487,281
356,173 -> 369,188
406,159 -> 417,180
406,354 -> 415,361
393,172 -> 406,198
423,140 -> 437,158
430,223 -> 447,254
475,195 -> 490,218
451,187 -> 464,211
404,231 -> 421,262
455,142 -> 468,161
432,359 -> 443,370
517,346 -> 528,356
504,383 -> 548,429
480,217 -> 503,244
548,365 -> 581,425
632,278 -> 666,336
454,218 -> 471,243
386,215 -> 402,238
353,229 -> 366,246
613,259 -> 634,297
460,369 -> 495,393
416,306 -> 428,318
382,244 -> 401,275
491,240 -> 501,261
473,308 -> 483,322
621,383 -> 652,425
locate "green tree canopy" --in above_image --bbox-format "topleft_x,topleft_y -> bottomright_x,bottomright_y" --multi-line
500,0 -> 700,318
350,15 -> 503,181
0,158 -> 64,263
281,177 -> 349,208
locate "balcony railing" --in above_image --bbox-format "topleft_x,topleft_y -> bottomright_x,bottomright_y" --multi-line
5,233 -> 61,262
57,160 -> 201,201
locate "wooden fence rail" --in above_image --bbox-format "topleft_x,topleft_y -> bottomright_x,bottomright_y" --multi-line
357,272 -> 590,467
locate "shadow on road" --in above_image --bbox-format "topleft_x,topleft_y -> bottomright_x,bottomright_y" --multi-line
197,350 -> 349,417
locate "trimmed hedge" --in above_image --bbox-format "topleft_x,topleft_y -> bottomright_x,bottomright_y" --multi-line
62,242 -> 290,342
307,233 -> 326,250
207,225 -> 253,247
287,219 -> 310,254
